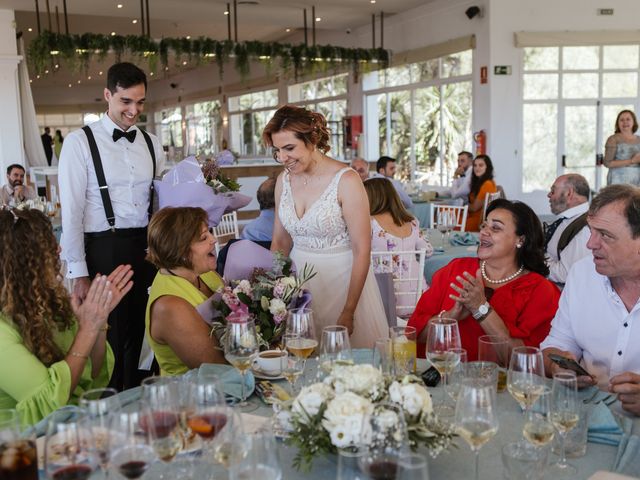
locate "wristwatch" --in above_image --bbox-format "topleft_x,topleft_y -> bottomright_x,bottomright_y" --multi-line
472,302 -> 491,322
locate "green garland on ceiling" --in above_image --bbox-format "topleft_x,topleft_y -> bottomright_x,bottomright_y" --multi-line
28,31 -> 390,80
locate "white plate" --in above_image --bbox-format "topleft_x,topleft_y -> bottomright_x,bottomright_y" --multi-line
251,367 -> 284,380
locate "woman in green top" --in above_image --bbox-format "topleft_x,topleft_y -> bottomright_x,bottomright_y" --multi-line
0,208 -> 133,425
146,207 -> 226,376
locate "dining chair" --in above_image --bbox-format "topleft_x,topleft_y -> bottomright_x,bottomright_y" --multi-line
429,204 -> 469,232
371,249 -> 428,321
482,190 -> 503,221
212,211 -> 240,254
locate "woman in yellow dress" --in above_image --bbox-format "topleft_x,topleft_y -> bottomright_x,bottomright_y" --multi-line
145,207 -> 226,376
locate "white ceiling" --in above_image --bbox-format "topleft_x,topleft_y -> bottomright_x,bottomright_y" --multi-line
3,0 -> 432,91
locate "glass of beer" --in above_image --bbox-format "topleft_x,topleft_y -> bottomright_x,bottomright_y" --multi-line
0,409 -> 37,480
478,335 -> 510,393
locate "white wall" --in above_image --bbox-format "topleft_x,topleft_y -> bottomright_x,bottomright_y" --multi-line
0,9 -> 24,184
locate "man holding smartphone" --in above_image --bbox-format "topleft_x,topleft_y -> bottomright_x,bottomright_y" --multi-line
541,184 -> 640,417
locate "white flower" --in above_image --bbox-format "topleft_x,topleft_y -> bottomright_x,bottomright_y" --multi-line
281,276 -> 297,288
329,364 -> 384,399
388,380 -> 432,417
268,298 -> 287,317
292,383 -> 333,422
233,279 -> 253,297
322,392 -> 374,449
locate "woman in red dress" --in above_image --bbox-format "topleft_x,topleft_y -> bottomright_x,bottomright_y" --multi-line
409,199 -> 560,360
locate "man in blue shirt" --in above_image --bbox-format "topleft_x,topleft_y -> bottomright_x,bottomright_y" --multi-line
241,177 -> 276,242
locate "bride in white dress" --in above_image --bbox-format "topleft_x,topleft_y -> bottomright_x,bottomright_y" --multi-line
264,105 -> 389,348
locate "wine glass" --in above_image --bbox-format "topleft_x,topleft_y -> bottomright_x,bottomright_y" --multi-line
44,406 -> 98,480
507,346 -> 546,414
141,376 -> 183,464
549,371 -> 579,474
455,384 -> 499,480
280,333 -> 306,395
358,402 -> 409,480
79,387 -> 121,473
187,374 -> 228,459
426,317 -> 461,416
319,325 -> 353,375
109,404 -> 156,479
445,347 -> 468,403
522,386 -> 555,449
224,319 -> 259,411
286,307 -> 316,340
0,409 -> 37,480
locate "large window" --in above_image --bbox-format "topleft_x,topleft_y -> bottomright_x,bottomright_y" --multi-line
364,50 -> 473,183
185,100 -> 223,158
228,88 -> 278,156
522,45 -> 640,192
36,112 -> 104,138
289,74 -> 348,159
154,107 -> 183,162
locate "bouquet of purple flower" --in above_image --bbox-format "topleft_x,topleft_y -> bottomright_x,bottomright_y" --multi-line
210,252 -> 316,348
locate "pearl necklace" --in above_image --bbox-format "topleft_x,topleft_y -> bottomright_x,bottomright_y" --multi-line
480,261 -> 524,284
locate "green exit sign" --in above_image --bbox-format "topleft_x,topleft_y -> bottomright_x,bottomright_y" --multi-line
494,65 -> 512,75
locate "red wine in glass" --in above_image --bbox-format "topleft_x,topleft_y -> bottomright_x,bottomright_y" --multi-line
187,413 -> 227,439
363,459 -> 398,480
51,464 -> 93,480
118,460 -> 148,479
0,440 -> 38,480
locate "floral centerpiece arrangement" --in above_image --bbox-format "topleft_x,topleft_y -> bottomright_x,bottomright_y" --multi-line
210,252 -> 316,348
281,363 -> 455,471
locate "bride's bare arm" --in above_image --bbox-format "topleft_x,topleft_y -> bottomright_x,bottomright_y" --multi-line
271,172 -> 293,255
338,170 -> 373,333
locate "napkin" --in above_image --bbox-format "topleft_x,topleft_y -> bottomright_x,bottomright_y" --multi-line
587,402 -> 626,446
614,433 -> 640,477
198,363 -> 255,401
449,232 -> 479,246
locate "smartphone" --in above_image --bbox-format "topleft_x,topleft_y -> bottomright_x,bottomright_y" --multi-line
548,353 -> 592,378
421,366 -> 441,387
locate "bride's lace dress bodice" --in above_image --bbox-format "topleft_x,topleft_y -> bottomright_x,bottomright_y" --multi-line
279,168 -> 351,251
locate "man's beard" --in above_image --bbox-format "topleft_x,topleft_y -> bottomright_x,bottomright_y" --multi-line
10,180 -> 22,188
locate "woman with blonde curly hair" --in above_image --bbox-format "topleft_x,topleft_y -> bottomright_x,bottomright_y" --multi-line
264,105 -> 388,347
0,208 -> 132,424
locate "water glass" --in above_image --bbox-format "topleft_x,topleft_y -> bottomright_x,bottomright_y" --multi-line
229,432 -> 282,479
426,318 -> 461,415
501,441 -> 548,480
372,338 -> 393,377
0,409 -> 37,480
44,406 -> 98,480
477,335 -> 509,393
398,452 -> 429,480
390,326 -> 417,375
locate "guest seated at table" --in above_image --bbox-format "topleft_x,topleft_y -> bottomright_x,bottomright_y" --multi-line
373,156 -> 414,210
0,208 -> 132,425
364,177 -> 433,317
146,207 -> 226,376
436,151 -> 473,205
465,154 -> 498,232
409,199 -> 560,360
240,176 -> 276,243
541,184 -> 640,416
351,158 -> 371,182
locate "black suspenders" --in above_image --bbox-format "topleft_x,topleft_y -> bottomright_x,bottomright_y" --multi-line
82,126 -> 157,231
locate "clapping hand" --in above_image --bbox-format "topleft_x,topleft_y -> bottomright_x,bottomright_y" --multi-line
106,264 -> 134,308
449,269 -> 486,314
71,275 -> 113,333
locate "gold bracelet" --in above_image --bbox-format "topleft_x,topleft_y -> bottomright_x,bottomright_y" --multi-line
99,325 -> 110,332
70,351 -> 89,359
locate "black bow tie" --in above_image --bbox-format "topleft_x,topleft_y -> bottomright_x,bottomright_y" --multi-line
112,128 -> 137,143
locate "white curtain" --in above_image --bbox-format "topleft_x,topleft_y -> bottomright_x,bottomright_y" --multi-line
17,37 -> 47,169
